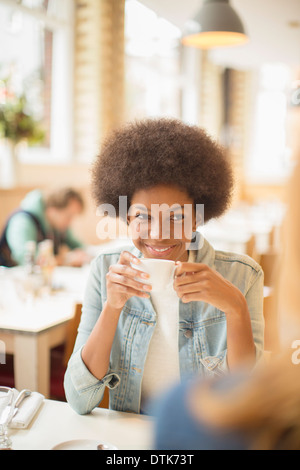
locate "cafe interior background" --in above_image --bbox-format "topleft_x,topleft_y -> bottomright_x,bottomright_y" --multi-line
0,0 -> 299,402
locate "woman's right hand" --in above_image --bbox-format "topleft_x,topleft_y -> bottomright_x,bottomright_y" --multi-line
106,251 -> 151,309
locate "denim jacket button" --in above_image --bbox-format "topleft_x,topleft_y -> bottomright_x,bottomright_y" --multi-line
184,329 -> 193,338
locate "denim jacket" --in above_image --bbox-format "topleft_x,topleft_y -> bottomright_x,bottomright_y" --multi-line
64,236 -> 264,415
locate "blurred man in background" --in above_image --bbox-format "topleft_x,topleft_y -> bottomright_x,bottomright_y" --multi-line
0,187 -> 90,267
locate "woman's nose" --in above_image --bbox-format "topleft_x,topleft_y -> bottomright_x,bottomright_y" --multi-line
149,217 -> 171,240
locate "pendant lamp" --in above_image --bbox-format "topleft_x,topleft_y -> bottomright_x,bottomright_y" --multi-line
182,0 -> 248,48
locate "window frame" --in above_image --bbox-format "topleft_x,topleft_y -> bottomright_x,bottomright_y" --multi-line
0,0 -> 75,165
245,63 -> 293,185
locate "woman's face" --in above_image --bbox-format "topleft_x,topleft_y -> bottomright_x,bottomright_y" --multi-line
127,184 -> 197,262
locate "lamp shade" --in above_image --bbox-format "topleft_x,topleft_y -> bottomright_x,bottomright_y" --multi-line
182,0 -> 248,48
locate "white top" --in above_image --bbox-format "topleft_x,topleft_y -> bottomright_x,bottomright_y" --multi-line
140,284 -> 180,413
140,251 -> 195,413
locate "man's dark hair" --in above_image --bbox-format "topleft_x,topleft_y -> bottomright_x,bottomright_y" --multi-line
45,188 -> 84,210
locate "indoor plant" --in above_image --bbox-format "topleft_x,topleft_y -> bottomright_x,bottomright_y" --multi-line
0,75 -> 45,187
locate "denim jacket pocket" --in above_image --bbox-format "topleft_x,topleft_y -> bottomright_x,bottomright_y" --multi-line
200,351 -> 228,377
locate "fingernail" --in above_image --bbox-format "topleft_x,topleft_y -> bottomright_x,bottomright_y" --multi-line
141,272 -> 149,278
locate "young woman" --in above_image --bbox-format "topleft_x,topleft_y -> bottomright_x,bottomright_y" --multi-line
64,118 -> 264,415
153,157 -> 300,450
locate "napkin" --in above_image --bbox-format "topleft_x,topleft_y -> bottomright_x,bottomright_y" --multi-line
9,389 -> 44,429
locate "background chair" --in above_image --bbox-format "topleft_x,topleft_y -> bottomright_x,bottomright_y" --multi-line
61,303 -> 109,408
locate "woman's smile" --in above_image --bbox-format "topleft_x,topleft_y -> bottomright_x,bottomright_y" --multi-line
144,243 -> 177,257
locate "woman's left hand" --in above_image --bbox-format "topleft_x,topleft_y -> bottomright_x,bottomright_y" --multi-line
174,262 -> 247,316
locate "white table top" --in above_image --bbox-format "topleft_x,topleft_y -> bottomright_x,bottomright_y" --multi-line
0,266 -> 90,333
9,399 -> 154,451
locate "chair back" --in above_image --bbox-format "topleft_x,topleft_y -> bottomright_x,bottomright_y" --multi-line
63,303 -> 109,408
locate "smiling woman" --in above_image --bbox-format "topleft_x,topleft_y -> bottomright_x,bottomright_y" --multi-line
64,117 -> 264,415
127,185 -> 197,261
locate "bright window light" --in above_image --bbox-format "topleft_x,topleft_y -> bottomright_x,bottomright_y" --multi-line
125,0 -> 181,57
0,0 -> 74,164
246,63 -> 292,183
125,0 -> 181,120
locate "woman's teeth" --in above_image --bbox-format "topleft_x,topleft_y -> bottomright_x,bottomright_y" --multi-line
148,245 -> 173,252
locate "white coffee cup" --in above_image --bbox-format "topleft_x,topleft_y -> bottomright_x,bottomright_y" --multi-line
133,258 -> 176,292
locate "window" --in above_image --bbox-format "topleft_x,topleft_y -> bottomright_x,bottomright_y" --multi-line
124,0 -> 182,120
0,0 -> 74,164
246,63 -> 292,183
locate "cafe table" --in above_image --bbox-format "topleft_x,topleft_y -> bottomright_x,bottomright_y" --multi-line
0,265 -> 90,398
9,398 -> 154,450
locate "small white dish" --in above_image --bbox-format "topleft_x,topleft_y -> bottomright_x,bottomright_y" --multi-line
52,439 -> 118,450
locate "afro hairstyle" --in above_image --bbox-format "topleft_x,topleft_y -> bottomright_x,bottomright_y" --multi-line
91,118 -> 234,223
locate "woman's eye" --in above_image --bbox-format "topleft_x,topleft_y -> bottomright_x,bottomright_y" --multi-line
170,213 -> 184,222
135,213 -> 150,221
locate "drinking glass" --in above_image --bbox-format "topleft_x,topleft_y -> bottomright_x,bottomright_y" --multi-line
0,386 -> 14,449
